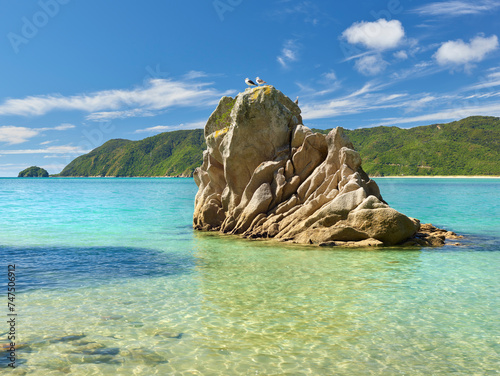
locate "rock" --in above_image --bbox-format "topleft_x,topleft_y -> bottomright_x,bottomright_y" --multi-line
100,315 -> 124,321
193,86 -> 458,247
343,207 -> 419,245
402,223 -> 464,246
319,238 -> 384,248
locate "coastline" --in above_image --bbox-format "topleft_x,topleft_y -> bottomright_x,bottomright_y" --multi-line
37,175 -> 500,179
8,175 -> 500,179
46,175 -> 192,178
373,175 -> 500,178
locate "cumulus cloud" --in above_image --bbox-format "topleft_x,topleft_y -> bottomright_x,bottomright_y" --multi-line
0,79 -> 231,118
342,19 -> 405,51
413,1 -> 500,16
434,35 -> 499,67
0,124 -> 75,145
355,55 -> 389,76
277,40 -> 299,68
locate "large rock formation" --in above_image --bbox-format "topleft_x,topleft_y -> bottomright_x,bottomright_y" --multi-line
193,86 -> 456,247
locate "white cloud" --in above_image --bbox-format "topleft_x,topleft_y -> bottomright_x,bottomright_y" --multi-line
434,35 -> 499,67
183,71 -> 209,80
404,95 -> 438,113
53,123 -> 76,131
0,78 -> 232,118
295,81 -> 341,97
346,82 -> 381,98
268,1 -> 321,25
342,19 -> 405,51
43,154 -> 68,158
0,164 -> 34,171
465,69 -> 500,91
390,61 -> 443,81
377,102 -> 500,126
323,71 -> 337,80
355,55 -> 388,76
0,145 -> 89,155
301,82 -> 405,119
86,109 -> 156,121
413,1 -> 500,16
302,98 -> 360,119
0,126 -> 39,145
134,121 -> 205,133
0,124 -> 74,145
342,51 -> 373,63
277,40 -> 299,68
393,50 -> 408,60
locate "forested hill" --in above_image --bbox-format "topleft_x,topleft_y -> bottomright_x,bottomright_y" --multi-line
314,116 -> 500,176
57,116 -> 500,177
58,129 -> 205,177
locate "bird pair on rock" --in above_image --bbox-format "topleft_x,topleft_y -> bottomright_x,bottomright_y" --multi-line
245,77 -> 266,87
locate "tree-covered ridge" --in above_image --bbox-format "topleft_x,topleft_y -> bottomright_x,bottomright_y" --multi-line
313,116 -> 500,176
18,166 -> 49,177
59,130 -> 205,177
58,116 -> 500,177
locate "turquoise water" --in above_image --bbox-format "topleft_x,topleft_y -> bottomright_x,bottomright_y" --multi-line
0,178 -> 499,375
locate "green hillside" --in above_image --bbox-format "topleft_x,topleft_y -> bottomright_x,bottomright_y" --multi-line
59,129 -> 205,177
313,116 -> 500,176
58,116 -> 500,177
18,166 -> 49,177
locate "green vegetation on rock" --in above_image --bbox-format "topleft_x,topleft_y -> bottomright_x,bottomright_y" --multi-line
59,130 -> 205,177
18,166 -> 49,177
313,116 -> 500,176
58,116 -> 500,177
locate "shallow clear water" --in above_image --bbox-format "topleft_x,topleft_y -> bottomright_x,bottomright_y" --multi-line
0,178 -> 499,375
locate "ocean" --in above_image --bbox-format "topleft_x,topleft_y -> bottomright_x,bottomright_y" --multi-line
0,177 -> 499,375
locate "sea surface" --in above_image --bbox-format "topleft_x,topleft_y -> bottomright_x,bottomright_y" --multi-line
0,177 -> 499,375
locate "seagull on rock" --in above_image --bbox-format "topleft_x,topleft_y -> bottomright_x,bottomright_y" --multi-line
245,78 -> 257,87
256,77 -> 267,85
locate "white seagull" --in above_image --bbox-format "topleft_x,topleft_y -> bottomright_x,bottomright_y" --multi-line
245,78 -> 257,87
256,77 -> 267,85
294,96 -> 299,105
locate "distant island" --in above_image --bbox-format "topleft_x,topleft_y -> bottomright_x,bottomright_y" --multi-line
56,116 -> 499,177
18,166 -> 49,177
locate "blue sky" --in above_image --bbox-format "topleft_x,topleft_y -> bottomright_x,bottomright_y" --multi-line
0,0 -> 499,176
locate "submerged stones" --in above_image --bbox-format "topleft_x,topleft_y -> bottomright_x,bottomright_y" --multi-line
193,86 -> 456,247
